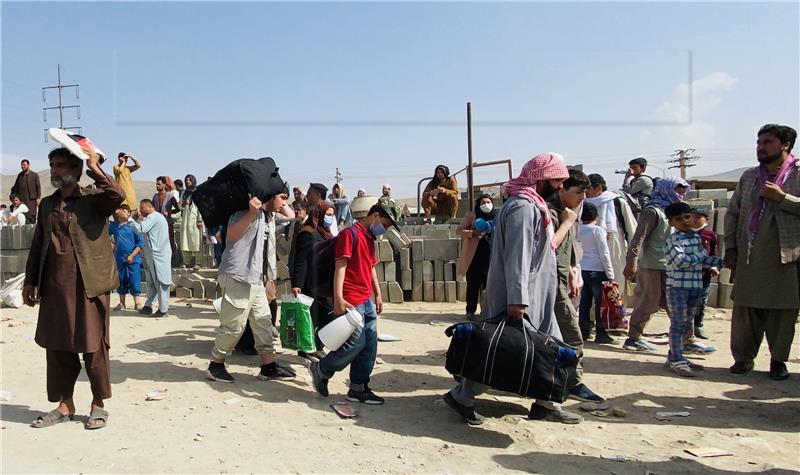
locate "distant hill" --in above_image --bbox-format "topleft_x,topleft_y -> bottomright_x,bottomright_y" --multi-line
0,167 -> 156,205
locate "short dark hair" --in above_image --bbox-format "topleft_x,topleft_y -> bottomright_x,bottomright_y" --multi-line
174,179 -> 184,188
581,202 -> 599,222
119,204 -> 131,211
118,152 -> 126,158
21,159 -> 30,165
588,173 -> 607,191
263,181 -> 290,203
140,198 -> 154,207
629,157 -> 648,168
563,168 -> 590,191
758,124 -> 797,153
665,201 -> 692,220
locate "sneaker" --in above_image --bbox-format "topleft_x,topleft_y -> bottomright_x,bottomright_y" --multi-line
683,342 -> 717,354
347,387 -> 385,405
594,333 -> 615,344
113,304 -> 123,311
138,306 -> 153,315
442,392 -> 485,426
623,338 -> 657,352
769,361 -> 789,381
258,362 -> 296,381
568,383 -> 605,403
669,360 -> 696,378
310,350 -> 327,360
206,362 -> 235,383
152,311 -> 168,318
308,361 -> 329,397
730,361 -> 754,374
528,404 -> 583,424
694,326 -> 709,339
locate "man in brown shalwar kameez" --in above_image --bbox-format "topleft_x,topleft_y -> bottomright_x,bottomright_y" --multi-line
23,147 -> 125,429
725,124 -> 800,381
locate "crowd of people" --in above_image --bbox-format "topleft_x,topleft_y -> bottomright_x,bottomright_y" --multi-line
14,122 -> 798,431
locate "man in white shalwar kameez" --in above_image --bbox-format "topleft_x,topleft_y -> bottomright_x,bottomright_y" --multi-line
586,174 -> 637,297
129,199 -> 173,317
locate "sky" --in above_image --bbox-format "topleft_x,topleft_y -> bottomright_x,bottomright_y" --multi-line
2,1 -> 799,199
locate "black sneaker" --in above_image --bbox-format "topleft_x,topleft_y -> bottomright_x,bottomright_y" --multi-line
138,306 -> 153,315
442,391 -> 485,425
308,361 -> 329,397
594,333 -> 615,344
152,311 -> 168,318
258,362 -> 296,381
694,326 -> 709,339
730,361 -> 754,374
206,362 -> 235,383
769,361 -> 789,381
346,387 -> 385,405
568,383 -> 605,403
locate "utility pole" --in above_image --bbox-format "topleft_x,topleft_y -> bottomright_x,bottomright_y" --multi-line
668,148 -> 701,179
42,64 -> 81,141
466,102 -> 474,208
334,168 -> 342,186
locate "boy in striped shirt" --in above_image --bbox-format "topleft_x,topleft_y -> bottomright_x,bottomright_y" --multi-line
664,202 -> 724,377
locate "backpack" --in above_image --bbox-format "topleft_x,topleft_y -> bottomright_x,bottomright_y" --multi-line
613,197 -> 630,241
192,157 -> 285,227
307,227 -> 357,298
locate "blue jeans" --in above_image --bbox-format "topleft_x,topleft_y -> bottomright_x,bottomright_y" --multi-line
318,299 -> 378,390
665,287 -> 704,362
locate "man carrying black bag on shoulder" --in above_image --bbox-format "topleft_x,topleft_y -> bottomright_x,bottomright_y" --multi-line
443,153 -> 584,425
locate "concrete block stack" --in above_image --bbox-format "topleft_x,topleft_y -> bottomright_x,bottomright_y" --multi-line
0,225 -> 35,281
405,234 -> 463,303
374,237 -> 404,304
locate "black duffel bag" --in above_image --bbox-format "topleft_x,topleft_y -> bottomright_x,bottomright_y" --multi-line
192,157 -> 285,227
444,313 -> 578,403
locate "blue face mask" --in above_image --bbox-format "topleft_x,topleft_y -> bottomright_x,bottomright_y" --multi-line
370,222 -> 386,236
323,215 -> 336,229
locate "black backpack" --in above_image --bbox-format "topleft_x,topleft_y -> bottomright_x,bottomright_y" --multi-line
192,157 -> 285,227
307,227 -> 357,298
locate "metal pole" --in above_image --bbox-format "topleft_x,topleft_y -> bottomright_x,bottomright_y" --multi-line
466,102 -> 474,208
57,64 -> 64,128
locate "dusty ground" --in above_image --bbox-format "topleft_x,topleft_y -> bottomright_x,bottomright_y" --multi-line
1,298 -> 798,474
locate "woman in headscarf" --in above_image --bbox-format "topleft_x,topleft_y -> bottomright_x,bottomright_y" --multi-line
179,174 -> 204,268
329,183 -> 353,228
153,176 -> 181,266
622,176 -> 691,352
457,194 -> 498,320
288,201 -> 336,361
422,165 -> 459,224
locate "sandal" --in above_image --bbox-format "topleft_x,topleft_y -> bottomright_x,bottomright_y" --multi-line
31,409 -> 74,428
669,360 -> 696,378
113,304 -> 123,311
85,408 -> 109,430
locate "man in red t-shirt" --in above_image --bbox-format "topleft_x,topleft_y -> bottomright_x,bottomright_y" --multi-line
310,203 -> 400,405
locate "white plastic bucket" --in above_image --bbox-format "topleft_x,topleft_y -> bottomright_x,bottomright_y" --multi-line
318,308 -> 364,351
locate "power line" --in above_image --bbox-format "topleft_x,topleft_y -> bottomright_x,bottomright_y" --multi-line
42,64 -> 81,141
667,148 -> 701,179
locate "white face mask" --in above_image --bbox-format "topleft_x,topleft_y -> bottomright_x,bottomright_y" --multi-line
323,215 -> 336,229
479,203 -> 493,213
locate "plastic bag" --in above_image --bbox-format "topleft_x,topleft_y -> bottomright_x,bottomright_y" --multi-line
600,281 -> 628,331
0,274 -> 25,308
279,298 -> 315,352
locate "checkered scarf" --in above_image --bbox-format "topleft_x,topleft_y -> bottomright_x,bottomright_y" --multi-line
506,153 -> 570,249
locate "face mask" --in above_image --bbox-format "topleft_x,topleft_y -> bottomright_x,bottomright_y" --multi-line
323,215 -> 336,229
479,203 -> 493,213
370,223 -> 386,236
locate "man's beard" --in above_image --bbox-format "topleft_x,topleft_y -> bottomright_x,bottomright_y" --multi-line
757,152 -> 782,165
51,174 -> 77,189
540,181 -> 558,200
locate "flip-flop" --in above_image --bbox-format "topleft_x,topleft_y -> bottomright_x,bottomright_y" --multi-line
31,409 -> 74,428
85,408 -> 109,430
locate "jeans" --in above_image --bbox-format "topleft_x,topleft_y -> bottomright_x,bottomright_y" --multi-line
318,299 -> 378,390
665,287 -> 704,362
579,270 -> 608,338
